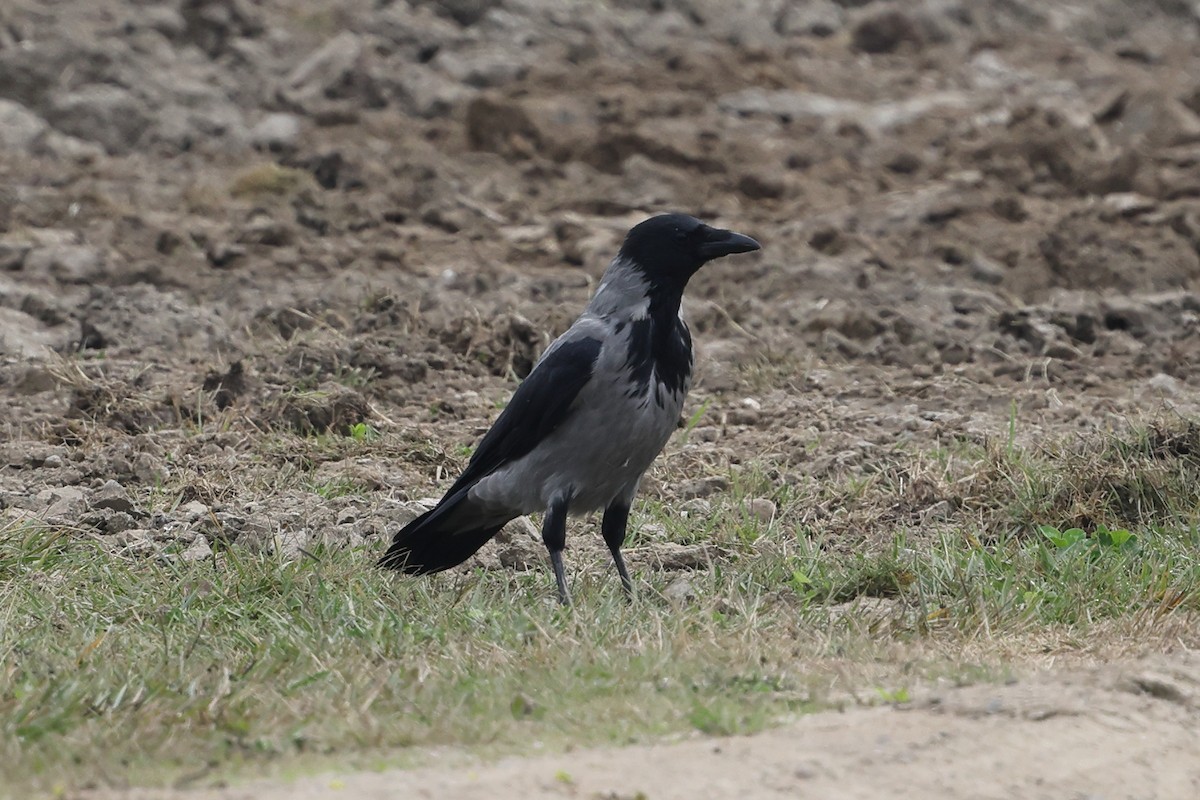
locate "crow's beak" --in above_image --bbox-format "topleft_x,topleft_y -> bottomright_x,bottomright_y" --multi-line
698,227 -> 761,261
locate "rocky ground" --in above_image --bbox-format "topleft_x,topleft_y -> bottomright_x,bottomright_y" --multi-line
3,0 -> 1200,794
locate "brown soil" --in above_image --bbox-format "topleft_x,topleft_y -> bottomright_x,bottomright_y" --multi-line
5,0 -> 1200,796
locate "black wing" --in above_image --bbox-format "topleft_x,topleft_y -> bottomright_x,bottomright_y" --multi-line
444,336 -> 602,495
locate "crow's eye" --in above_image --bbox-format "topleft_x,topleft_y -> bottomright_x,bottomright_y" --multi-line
673,228 -> 688,244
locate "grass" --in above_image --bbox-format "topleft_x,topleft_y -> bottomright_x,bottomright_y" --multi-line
2,421 -> 1200,797
0,534 -> 833,796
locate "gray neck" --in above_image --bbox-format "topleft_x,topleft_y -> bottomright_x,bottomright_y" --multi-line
586,256 -> 653,319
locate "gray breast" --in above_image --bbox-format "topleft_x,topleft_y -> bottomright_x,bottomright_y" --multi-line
469,323 -> 690,515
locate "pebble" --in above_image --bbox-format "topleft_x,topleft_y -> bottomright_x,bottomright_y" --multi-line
969,254 -> 1006,285
662,576 -> 697,604
180,536 -> 214,563
179,500 -> 211,521
747,498 -> 777,525
90,480 -> 135,514
249,113 -> 301,153
495,515 -> 539,544
1147,373 -> 1181,396
677,477 -> 730,499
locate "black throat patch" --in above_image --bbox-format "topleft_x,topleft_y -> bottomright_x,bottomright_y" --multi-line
623,288 -> 693,404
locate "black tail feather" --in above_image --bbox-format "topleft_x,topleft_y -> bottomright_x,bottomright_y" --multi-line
377,490 -> 514,574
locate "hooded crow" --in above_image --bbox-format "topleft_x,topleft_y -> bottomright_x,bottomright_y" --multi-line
378,213 -> 761,602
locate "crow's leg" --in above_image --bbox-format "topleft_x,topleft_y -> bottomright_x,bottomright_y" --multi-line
601,501 -> 633,598
542,495 -> 571,604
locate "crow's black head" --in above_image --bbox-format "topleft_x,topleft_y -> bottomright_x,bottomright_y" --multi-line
618,213 -> 760,289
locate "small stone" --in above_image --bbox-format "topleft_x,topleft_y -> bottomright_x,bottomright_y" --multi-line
249,113 -> 301,153
90,480 -> 135,513
747,498 -> 777,525
1101,89 -> 1200,148
726,405 -> 761,426
663,576 -> 697,604
236,514 -> 274,552
969,254 -> 1006,285
1102,192 -> 1157,218
40,486 -> 87,519
236,217 -> 294,247
0,99 -> 48,153
101,511 -> 138,535
274,529 -> 309,559
180,536 -> 213,563
687,426 -> 721,443
205,242 -> 246,269
133,453 -> 169,484
376,499 -> 433,530
207,512 -> 244,544
495,515 -> 539,544
179,500 -> 210,522
1147,373 -> 1181,396
638,542 -> 713,571
0,308 -> 59,358
677,477 -> 729,499
940,343 -> 971,365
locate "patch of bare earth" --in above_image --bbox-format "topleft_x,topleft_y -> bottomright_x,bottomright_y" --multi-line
89,653 -> 1200,800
